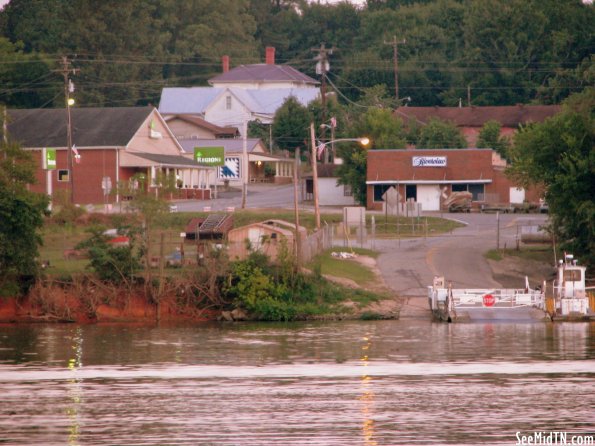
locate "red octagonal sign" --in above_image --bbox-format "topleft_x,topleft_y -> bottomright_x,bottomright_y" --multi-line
483,294 -> 495,307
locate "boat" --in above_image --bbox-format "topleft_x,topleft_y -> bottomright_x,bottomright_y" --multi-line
428,276 -> 547,322
428,253 -> 594,322
550,254 -> 594,320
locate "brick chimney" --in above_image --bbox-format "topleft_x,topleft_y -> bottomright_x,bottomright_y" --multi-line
222,55 -> 230,73
265,46 -> 275,65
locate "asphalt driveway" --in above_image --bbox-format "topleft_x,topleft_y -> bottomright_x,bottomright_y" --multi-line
373,212 -> 549,298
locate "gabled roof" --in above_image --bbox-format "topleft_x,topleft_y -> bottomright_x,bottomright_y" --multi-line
159,88 -> 221,115
164,114 -> 239,137
178,138 -> 263,155
159,87 -> 319,116
7,106 -> 154,148
395,105 -> 561,127
209,64 -> 318,86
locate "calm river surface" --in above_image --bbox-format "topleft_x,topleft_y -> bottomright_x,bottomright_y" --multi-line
0,320 -> 594,445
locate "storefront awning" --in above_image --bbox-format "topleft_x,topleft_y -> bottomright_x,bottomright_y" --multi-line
120,152 -> 213,169
248,153 -> 293,163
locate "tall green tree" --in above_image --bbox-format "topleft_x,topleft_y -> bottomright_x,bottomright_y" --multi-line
0,38 -> 58,108
508,87 -> 595,267
477,120 -> 511,160
416,118 -> 467,149
0,127 -> 48,296
336,101 -> 407,205
272,96 -> 312,153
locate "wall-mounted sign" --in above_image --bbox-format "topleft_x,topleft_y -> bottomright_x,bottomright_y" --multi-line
218,157 -> 241,179
412,156 -> 447,167
42,148 -> 57,170
194,147 -> 225,166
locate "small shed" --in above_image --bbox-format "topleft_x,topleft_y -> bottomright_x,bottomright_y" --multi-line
184,214 -> 233,241
227,219 -> 307,261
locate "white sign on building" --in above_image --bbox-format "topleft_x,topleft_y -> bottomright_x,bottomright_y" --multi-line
412,156 -> 447,167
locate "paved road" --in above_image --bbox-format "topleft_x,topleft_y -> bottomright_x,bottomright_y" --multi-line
373,213 -> 549,298
172,183 -> 296,212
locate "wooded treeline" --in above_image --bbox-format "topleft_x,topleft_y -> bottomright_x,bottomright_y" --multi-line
0,0 -> 593,109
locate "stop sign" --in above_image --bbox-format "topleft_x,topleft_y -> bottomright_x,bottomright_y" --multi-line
483,294 -> 495,307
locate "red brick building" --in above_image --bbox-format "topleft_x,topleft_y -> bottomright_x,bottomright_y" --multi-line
366,148 -> 541,211
7,107 -> 212,205
395,105 -> 561,147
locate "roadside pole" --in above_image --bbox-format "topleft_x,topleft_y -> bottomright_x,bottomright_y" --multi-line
293,148 -> 301,268
310,122 -> 320,230
496,211 -> 500,250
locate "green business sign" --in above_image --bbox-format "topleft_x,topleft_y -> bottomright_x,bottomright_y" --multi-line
194,146 -> 224,166
44,148 -> 57,170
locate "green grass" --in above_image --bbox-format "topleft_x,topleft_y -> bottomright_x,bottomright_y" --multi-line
308,247 -> 380,287
38,209 -> 462,278
485,245 -> 557,264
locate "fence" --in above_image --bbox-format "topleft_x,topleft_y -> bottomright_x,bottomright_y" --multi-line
299,224 -> 333,263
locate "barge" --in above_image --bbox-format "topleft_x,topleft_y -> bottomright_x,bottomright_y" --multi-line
428,254 -> 594,322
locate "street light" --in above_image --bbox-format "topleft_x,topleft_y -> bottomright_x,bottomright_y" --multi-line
310,122 -> 370,229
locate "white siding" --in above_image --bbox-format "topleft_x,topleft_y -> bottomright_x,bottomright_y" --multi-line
318,178 -> 356,206
205,95 -> 252,130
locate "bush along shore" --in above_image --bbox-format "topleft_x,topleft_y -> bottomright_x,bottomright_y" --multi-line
0,250 -> 390,324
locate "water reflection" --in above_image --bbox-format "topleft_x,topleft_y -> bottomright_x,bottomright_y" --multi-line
66,327 -> 83,446
0,320 -> 593,445
359,334 -> 377,446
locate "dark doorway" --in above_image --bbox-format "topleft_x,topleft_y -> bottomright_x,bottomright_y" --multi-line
406,184 -> 417,201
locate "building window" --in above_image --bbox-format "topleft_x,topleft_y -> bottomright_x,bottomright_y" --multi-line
58,169 -> 70,182
468,184 -> 484,201
226,96 -> 232,110
451,183 -> 485,201
343,184 -> 353,197
373,185 -> 391,202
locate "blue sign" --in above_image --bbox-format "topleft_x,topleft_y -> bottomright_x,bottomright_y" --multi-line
218,157 -> 240,179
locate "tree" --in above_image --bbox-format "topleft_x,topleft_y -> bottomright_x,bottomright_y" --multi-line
0,38 -> 58,108
416,118 -> 467,149
477,120 -> 511,160
272,96 -> 312,153
508,87 -> 595,267
76,226 -> 142,284
350,107 -> 406,150
0,126 -> 48,296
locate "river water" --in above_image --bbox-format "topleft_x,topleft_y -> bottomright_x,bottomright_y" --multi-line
0,320 -> 593,445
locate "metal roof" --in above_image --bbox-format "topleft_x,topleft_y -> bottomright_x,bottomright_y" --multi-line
209,64 -> 318,85
158,87 -> 319,116
158,88 -> 221,115
395,105 -> 561,127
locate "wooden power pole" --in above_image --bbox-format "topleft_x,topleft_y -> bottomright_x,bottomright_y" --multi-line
312,43 -> 335,163
54,56 -> 79,203
384,36 -> 406,103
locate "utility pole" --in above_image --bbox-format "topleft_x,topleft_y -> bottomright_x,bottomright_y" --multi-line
293,148 -> 301,268
241,119 -> 248,209
312,43 -> 335,163
310,122 -> 320,230
2,106 -> 7,145
55,56 -> 79,203
384,36 -> 406,103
